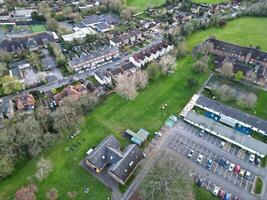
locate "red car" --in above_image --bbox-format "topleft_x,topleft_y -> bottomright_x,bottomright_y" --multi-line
233,165 -> 241,174
218,189 -> 225,200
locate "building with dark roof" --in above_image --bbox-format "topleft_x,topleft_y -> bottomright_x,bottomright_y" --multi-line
68,46 -> 120,71
84,135 -> 143,184
0,32 -> 56,53
195,95 -> 267,135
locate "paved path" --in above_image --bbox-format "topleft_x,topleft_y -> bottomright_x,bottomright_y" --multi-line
121,125 -> 174,200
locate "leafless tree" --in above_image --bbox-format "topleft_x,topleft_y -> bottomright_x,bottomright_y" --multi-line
15,185 -> 37,200
159,55 -> 176,74
35,157 -> 53,181
134,70 -> 148,90
115,74 -> 137,100
220,62 -> 234,77
194,58 -> 208,73
46,188 -> 58,200
36,72 -> 47,83
67,191 -> 77,199
139,150 -> 193,200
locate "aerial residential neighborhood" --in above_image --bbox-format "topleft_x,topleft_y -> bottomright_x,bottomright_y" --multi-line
0,0 -> 267,200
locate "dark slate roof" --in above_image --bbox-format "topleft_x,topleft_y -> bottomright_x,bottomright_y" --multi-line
233,62 -> 252,75
95,22 -> 112,31
109,67 -> 123,76
196,95 -> 267,132
0,32 -> 55,52
82,14 -> 119,26
109,144 -> 143,183
85,135 -> 120,170
121,62 -> 135,72
208,38 -> 267,63
41,55 -> 56,70
8,59 -> 29,69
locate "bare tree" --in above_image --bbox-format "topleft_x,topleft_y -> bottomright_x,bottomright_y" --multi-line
203,42 -> 214,56
46,188 -> 58,200
220,62 -> 234,77
120,8 -> 131,20
194,58 -> 208,73
134,70 -> 148,90
36,72 -> 47,83
115,74 -> 137,100
47,18 -> 59,32
35,157 -> 53,181
139,151 -> 193,200
15,185 -> 37,200
67,191 -> 77,199
159,55 -> 176,74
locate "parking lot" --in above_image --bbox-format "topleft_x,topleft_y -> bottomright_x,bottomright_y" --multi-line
179,120 -> 261,167
161,119 -> 265,199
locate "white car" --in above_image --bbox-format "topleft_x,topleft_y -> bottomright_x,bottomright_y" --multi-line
229,163 -> 235,171
197,154 -> 203,163
249,154 -> 255,163
213,186 -> 220,196
188,149 -> 194,159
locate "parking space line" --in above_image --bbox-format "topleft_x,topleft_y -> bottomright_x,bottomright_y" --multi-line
229,172 -> 233,181
213,163 -> 218,173
245,180 -> 249,191
239,178 -> 244,187
234,175 -> 238,184
223,170 -> 228,178
208,152 -> 212,159
204,149 -> 209,157
218,167 -> 223,175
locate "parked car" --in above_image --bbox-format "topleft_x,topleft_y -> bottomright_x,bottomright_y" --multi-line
233,165 -> 241,174
199,130 -> 205,137
239,169 -> 246,177
244,171 -> 251,180
249,154 -> 255,163
206,159 -> 213,170
197,154 -> 204,163
223,160 -> 230,169
154,132 -> 162,137
229,163 -> 235,171
255,157 -> 261,165
197,177 -> 204,187
188,149 -> 194,159
213,185 -> 220,196
224,192 -> 231,200
219,141 -> 225,148
234,196 -> 240,200
218,158 -> 226,166
218,189 -> 225,200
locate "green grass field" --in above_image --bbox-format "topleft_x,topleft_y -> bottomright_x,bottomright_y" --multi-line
127,0 -> 166,12
30,24 -> 47,33
194,0 -> 229,4
1,17 -> 267,200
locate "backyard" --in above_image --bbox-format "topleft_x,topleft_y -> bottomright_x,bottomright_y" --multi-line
0,17 -> 267,200
194,0 -> 229,4
30,24 -> 47,33
127,0 -> 165,12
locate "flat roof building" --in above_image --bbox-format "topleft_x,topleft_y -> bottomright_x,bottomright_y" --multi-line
195,95 -> 267,135
184,111 -> 267,158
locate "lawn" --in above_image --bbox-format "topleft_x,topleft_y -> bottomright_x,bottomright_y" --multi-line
1,16 -> 267,200
194,0 -> 229,4
30,24 -> 47,33
127,0 -> 166,12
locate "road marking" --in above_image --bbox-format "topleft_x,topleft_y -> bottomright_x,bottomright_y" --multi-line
206,181 -> 210,189
229,172 -> 233,181
223,170 -> 228,178
239,178 -> 243,187
213,163 -> 218,173
204,149 -> 209,157
234,175 -> 238,184
218,166 -> 223,175
208,152 -> 212,159
245,180 -> 249,191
